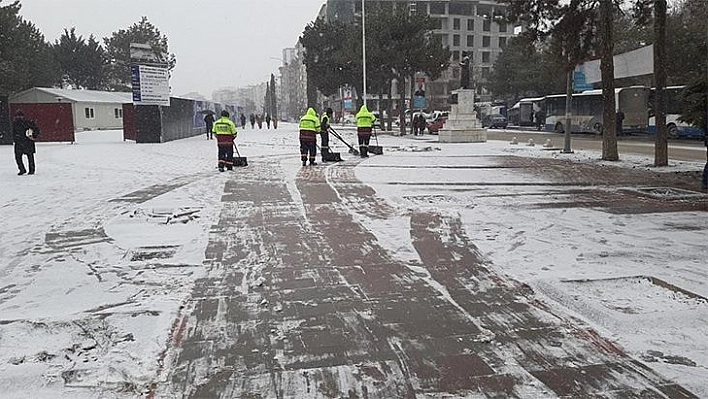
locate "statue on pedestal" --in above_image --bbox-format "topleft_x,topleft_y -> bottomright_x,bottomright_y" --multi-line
459,55 -> 471,89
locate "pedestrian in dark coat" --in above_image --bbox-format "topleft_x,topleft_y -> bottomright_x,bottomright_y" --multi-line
616,110 -> 625,135
249,113 -> 256,129
265,114 -> 271,129
702,131 -> 707,190
12,110 -> 40,175
240,114 -> 247,129
204,112 -> 215,140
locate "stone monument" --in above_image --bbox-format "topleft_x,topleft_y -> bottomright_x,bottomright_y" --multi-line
439,57 -> 487,143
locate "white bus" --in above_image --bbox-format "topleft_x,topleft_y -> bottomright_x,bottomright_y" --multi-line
543,87 -> 649,134
648,86 -> 706,139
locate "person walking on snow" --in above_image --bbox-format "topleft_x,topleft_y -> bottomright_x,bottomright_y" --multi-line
249,113 -> 256,129
356,104 -> 376,158
299,108 -> 320,166
702,131 -> 707,191
265,113 -> 271,129
320,107 -> 333,162
203,112 -> 215,140
12,110 -> 40,175
213,110 -> 238,172
240,114 -> 247,129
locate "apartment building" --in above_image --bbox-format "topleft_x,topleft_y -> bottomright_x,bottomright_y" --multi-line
324,0 -> 516,104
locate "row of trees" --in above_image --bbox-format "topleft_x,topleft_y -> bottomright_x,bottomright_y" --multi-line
299,3 -> 451,133
1,1 -> 175,94
492,0 -> 707,165
263,73 -> 278,119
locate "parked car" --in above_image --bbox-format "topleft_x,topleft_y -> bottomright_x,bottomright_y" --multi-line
372,111 -> 383,129
481,114 -> 508,129
426,115 -> 447,134
340,114 -> 356,125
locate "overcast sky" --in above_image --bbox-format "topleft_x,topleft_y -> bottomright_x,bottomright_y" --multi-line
17,0 -> 326,98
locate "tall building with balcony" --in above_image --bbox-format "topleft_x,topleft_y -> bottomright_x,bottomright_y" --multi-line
277,45 -> 309,122
322,0 -> 517,106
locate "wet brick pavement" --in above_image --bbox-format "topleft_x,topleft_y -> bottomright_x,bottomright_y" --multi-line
154,154 -> 703,398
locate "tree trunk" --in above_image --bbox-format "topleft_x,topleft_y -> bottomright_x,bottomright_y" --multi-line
600,0 -> 618,161
654,0 -> 669,166
306,69 -> 318,109
409,74 -> 416,135
397,77 -> 406,135
562,69 -> 573,153
387,79 -> 394,131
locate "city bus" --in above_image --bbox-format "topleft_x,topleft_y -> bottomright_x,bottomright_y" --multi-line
543,87 -> 649,134
508,97 -> 544,127
648,85 -> 706,138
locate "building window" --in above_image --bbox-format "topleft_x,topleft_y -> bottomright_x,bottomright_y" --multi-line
430,2 -> 446,14
114,108 -> 123,119
414,2 -> 427,14
499,22 -> 507,33
467,18 -> 474,31
499,37 -> 507,48
449,1 -> 473,16
453,34 -> 460,47
453,18 -> 460,30
483,19 -> 491,32
466,35 -> 474,47
431,18 -> 443,29
85,107 -> 95,119
482,36 -> 491,47
482,52 -> 490,63
452,50 -> 460,61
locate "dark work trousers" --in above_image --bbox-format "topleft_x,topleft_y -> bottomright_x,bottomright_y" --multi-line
357,128 -> 372,158
300,141 -> 317,164
320,131 -> 330,159
15,146 -> 35,174
206,124 -> 213,140
218,145 -> 234,170
300,130 -> 317,165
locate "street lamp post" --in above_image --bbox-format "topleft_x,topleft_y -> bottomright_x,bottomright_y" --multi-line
361,0 -> 367,107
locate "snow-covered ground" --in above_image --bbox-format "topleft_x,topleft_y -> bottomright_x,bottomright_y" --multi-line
0,124 -> 706,397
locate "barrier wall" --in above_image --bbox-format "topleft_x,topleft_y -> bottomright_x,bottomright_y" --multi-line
9,103 -> 76,143
123,97 -> 215,143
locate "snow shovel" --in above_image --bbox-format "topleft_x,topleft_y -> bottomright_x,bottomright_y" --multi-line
316,142 -> 342,162
328,127 -> 359,156
233,144 -> 248,167
368,128 -> 383,155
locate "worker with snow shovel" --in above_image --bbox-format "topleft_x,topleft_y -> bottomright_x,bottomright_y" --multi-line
299,108 -> 320,166
355,104 -> 376,158
320,107 -> 334,162
213,110 -> 238,172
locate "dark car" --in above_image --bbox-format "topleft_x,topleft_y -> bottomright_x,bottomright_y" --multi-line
426,116 -> 447,134
482,114 -> 508,129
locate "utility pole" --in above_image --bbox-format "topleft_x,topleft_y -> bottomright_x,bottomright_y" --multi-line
361,0 -> 367,107
562,69 -> 573,153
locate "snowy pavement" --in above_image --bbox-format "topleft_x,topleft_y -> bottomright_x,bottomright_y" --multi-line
0,125 -> 706,398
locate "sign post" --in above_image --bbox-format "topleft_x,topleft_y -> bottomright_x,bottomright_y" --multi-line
131,65 -> 170,106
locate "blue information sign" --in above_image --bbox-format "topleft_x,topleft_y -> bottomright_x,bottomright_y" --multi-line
131,65 -> 142,102
573,69 -> 593,92
412,96 -> 427,109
